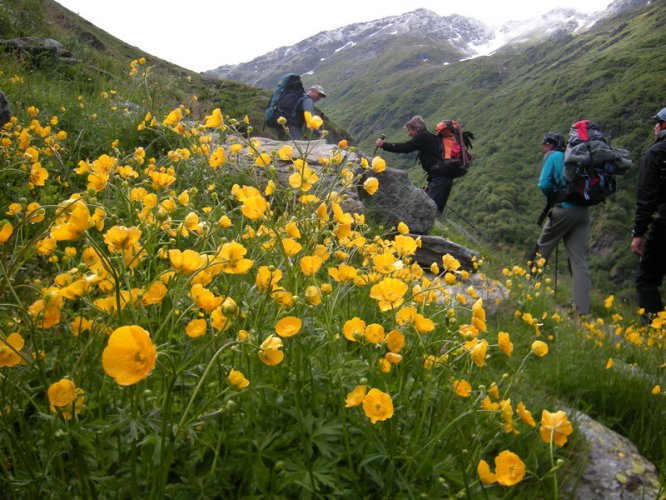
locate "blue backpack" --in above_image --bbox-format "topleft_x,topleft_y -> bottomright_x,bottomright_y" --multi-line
264,73 -> 306,129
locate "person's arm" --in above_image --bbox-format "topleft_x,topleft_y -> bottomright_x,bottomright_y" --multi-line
632,148 -> 661,255
537,152 -> 557,196
380,134 -> 425,154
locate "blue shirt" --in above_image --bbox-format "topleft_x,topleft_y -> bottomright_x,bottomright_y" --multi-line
538,150 -> 575,208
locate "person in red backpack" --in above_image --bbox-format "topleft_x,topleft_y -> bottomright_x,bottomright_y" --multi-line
535,131 -> 591,316
375,115 -> 455,213
631,106 -> 666,315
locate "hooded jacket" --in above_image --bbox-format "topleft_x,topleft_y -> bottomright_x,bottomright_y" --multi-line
633,129 -> 666,237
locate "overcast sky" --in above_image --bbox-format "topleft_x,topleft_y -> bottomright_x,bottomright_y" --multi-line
55,0 -> 610,72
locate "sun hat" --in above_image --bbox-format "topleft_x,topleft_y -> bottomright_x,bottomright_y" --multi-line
309,85 -> 326,97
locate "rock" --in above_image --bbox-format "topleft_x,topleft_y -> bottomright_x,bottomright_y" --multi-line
0,90 -> 11,127
413,234 -> 480,271
565,411 -> 662,499
0,37 -> 77,63
237,137 -> 436,233
359,168 -> 437,235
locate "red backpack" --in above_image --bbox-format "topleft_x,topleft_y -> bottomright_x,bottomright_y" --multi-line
429,120 -> 474,178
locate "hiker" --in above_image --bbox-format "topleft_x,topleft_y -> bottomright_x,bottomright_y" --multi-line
282,84 -> 326,140
631,106 -> 666,315
534,131 -> 591,316
375,115 -> 455,213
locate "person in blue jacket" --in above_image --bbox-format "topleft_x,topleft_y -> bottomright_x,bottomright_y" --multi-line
535,132 -> 591,316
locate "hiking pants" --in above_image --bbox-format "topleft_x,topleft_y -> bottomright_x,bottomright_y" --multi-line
636,216 -> 666,314
537,206 -> 591,315
426,176 -> 453,213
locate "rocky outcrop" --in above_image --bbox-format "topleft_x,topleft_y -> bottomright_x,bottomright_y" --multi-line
567,411 -> 662,499
0,37 -> 77,64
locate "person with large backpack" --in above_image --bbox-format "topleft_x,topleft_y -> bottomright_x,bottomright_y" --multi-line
631,106 -> 666,316
534,130 -> 592,316
375,115 -> 472,213
264,73 -> 326,139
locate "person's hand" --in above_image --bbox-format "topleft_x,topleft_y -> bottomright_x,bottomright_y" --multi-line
631,236 -> 646,257
375,138 -> 385,148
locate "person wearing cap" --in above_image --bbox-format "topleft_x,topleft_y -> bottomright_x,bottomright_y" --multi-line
375,115 -> 455,213
631,106 -> 666,315
286,84 -> 326,139
534,131 -> 591,316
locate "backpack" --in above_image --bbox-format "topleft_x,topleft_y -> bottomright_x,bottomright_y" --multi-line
560,120 -> 631,206
428,119 -> 474,178
264,73 -> 306,129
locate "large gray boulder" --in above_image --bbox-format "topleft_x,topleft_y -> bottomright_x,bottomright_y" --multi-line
0,37 -> 77,63
359,168 -> 436,235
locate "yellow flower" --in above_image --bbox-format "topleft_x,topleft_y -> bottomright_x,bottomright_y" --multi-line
209,147 -> 227,169
604,294 -> 615,308
299,255 -> 323,276
303,111 -> 323,130
605,357 -> 614,369
369,277 -> 408,311
364,323 -> 385,344
102,325 -> 157,385
281,238 -> 302,256
343,317 -> 366,342
385,329 -> 405,353
441,253 -> 461,271
241,194 -> 269,220
477,460 -> 497,485
0,332 -> 25,367
0,221 -> 14,244
215,241 -> 254,274
204,108 -> 224,128
30,162 -> 49,186
345,385 -> 367,407
371,156 -> 386,172
531,340 -> 549,357
169,249 -> 205,274
652,385 -> 661,395
539,410 -> 573,446
50,199 -> 90,241
103,225 -> 142,253
494,450 -> 526,486
142,282 -> 167,306
275,316 -> 302,338
516,401 -> 536,427
471,339 -> 488,367
305,285 -> 322,305
453,379 -> 472,398
362,388 -> 393,424
47,378 -> 76,408
328,263 -> 358,283
498,331 -> 514,357
255,266 -> 282,292
47,378 -> 84,420
258,335 -> 284,366
185,319 -> 207,338
228,369 -> 250,390
278,145 -> 293,161
255,153 -> 272,167
363,177 -> 379,195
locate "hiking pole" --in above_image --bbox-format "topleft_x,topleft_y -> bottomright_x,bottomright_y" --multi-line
445,204 -> 494,245
372,135 -> 385,157
553,243 -> 558,296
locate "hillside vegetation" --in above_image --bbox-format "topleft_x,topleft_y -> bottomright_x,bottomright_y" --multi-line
313,1 -> 666,301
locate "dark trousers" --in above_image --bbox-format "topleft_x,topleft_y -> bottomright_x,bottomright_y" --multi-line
426,176 -> 453,213
636,217 -> 666,314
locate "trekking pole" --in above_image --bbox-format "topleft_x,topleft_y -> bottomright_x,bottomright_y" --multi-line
372,135 -> 385,157
553,243 -> 558,296
445,204 -> 494,245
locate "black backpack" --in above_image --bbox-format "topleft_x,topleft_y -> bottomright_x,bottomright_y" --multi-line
561,120 -> 631,206
264,73 -> 306,129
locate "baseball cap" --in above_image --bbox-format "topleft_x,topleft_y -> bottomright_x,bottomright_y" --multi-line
652,107 -> 666,122
309,85 -> 327,97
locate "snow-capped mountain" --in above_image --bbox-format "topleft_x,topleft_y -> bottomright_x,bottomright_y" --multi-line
204,1 -> 652,88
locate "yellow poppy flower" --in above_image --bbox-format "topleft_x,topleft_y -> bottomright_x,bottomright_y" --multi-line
343,317 -> 366,342
453,379 -> 472,398
494,450 -> 525,486
299,255 -> 324,276
102,325 -> 157,386
364,323 -> 385,344
385,329 -> 405,353
371,156 -> 386,172
363,177 -> 379,195
228,369 -> 249,390
531,340 -> 549,357
258,335 -> 284,366
516,402 -> 536,427
0,332 -> 25,367
362,388 -> 393,424
345,385 -> 367,407
477,459 -> 497,485
539,410 -> 573,446
369,277 -> 408,311
498,331 -> 514,357
0,221 -> 14,244
275,316 -> 302,338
